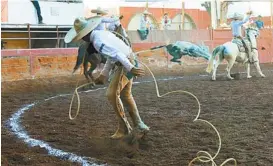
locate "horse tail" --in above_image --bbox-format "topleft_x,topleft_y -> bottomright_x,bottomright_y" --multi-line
73,43 -> 87,73
206,45 -> 225,73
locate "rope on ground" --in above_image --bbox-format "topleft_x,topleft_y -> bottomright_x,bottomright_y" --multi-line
68,30 -> 237,165
69,81 -> 94,120
139,60 -> 237,166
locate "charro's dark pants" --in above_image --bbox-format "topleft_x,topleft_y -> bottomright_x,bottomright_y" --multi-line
31,0 -> 43,23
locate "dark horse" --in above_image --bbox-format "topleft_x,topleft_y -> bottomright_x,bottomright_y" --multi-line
113,24 -> 131,47
72,24 -> 131,85
73,42 -> 106,85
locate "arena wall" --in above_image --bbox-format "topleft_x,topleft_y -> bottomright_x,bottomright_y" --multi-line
2,30 -> 273,81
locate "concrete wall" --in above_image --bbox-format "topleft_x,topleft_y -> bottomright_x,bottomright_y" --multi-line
5,0 -> 84,25
1,0 -> 8,23
1,49 -> 77,81
2,29 -> 273,82
120,7 -> 211,30
1,45 -> 208,82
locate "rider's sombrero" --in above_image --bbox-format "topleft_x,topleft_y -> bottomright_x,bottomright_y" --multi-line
229,12 -> 244,20
64,16 -> 102,43
91,7 -> 108,15
143,9 -> 152,15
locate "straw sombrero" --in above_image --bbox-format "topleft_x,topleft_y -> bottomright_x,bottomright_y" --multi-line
229,12 -> 243,20
143,9 -> 152,15
91,7 -> 108,15
64,16 -> 102,43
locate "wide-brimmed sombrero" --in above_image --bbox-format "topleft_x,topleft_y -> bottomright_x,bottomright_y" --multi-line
91,7 -> 108,15
143,9 -> 152,15
64,16 -> 102,43
229,12 -> 243,20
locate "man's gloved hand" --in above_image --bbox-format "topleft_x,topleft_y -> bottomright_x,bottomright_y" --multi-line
94,75 -> 106,85
130,67 -> 145,77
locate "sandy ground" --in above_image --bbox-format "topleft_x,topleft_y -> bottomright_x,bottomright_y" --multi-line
2,64 -> 273,166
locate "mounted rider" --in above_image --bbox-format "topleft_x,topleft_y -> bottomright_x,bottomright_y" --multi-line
230,11 -> 253,62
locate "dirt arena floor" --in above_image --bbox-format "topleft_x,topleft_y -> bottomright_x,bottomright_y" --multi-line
2,64 -> 273,166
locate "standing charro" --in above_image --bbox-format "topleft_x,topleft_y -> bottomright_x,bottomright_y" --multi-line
137,10 -> 152,40
161,12 -> 171,30
65,17 -> 149,139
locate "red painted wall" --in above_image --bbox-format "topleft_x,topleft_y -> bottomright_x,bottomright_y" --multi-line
119,7 -> 211,29
1,30 -> 273,81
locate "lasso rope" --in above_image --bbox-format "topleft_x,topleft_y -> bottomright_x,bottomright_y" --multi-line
68,29 -> 237,166
69,82 -> 93,120
139,61 -> 237,166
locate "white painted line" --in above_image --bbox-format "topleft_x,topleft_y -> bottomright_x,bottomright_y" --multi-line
6,70 -> 272,165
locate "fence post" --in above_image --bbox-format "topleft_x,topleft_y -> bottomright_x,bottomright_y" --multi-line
28,24 -> 31,49
30,52 -> 35,79
57,25 -> 60,48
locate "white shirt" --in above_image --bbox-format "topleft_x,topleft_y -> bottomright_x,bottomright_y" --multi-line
95,16 -> 120,30
231,15 -> 250,37
140,15 -> 151,30
90,30 -> 134,76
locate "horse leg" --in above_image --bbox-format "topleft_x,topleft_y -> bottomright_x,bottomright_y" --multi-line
83,61 -> 91,86
246,63 -> 252,79
254,62 -> 265,77
212,54 -> 224,81
86,63 -> 97,88
226,58 -> 236,80
212,58 -> 221,81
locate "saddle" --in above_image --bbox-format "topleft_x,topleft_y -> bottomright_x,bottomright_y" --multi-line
231,38 -> 251,53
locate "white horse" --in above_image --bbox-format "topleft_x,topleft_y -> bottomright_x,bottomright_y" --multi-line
206,27 -> 265,80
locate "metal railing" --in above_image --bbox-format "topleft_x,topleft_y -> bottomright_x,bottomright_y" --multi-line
1,23 -> 72,49
2,23 -> 272,50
